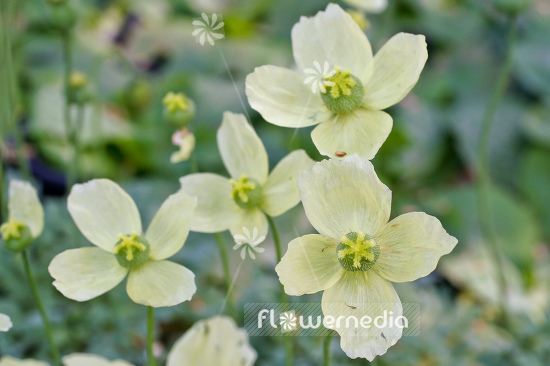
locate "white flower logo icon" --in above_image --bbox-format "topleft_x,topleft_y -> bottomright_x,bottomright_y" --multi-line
279,311 -> 297,332
192,13 -> 225,46
303,61 -> 336,94
232,227 -> 266,260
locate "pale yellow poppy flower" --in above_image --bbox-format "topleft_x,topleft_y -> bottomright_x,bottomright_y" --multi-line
246,3 -> 427,159
275,155 -> 457,360
0,354 -> 134,366
49,179 -> 197,307
0,313 -> 12,332
0,180 -> 44,252
166,315 -> 257,366
179,111 -> 314,239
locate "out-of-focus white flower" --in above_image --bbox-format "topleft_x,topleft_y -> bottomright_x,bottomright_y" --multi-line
343,0 -> 388,13
0,354 -> 135,366
0,313 -> 12,332
440,244 -> 550,324
1,180 -> 44,252
0,357 -> 50,366
171,129 -> 196,163
166,315 -> 257,366
62,353 -> 135,366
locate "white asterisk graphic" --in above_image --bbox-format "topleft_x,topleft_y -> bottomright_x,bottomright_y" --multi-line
192,13 -> 225,46
303,61 -> 336,94
232,227 -> 266,260
279,311 -> 297,332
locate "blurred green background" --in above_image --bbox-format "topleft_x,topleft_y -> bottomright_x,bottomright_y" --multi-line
1,0 -> 549,365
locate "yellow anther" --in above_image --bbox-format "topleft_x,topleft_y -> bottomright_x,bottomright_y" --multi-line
338,232 -> 377,269
0,218 -> 25,240
115,233 -> 146,261
163,92 -> 190,113
323,67 -> 356,99
230,174 -> 256,203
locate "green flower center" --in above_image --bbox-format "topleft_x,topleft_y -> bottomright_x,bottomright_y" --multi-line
321,66 -> 364,114
336,232 -> 380,272
230,174 -> 263,209
114,233 -> 150,269
1,218 -> 33,252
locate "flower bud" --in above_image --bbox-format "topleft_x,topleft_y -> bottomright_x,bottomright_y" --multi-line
163,92 -> 196,128
1,219 -> 34,252
68,71 -> 93,104
123,79 -> 153,115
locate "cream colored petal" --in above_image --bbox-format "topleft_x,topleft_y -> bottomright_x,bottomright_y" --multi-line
167,315 -> 257,366
245,65 -> 331,128
62,354 -> 134,366
343,0 -> 388,13
68,179 -> 142,252
126,260 -> 196,307
179,173 -> 240,233
275,234 -> 344,296
217,112 -> 269,184
311,109 -> 393,159
261,150 -> 315,217
49,247 -> 127,302
322,271 -> 402,361
0,357 -> 50,366
229,208 -> 268,241
374,212 -> 458,283
363,33 -> 428,110
298,155 -> 391,240
146,191 -> 197,260
0,313 -> 12,332
8,180 -> 44,238
292,3 -> 373,83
